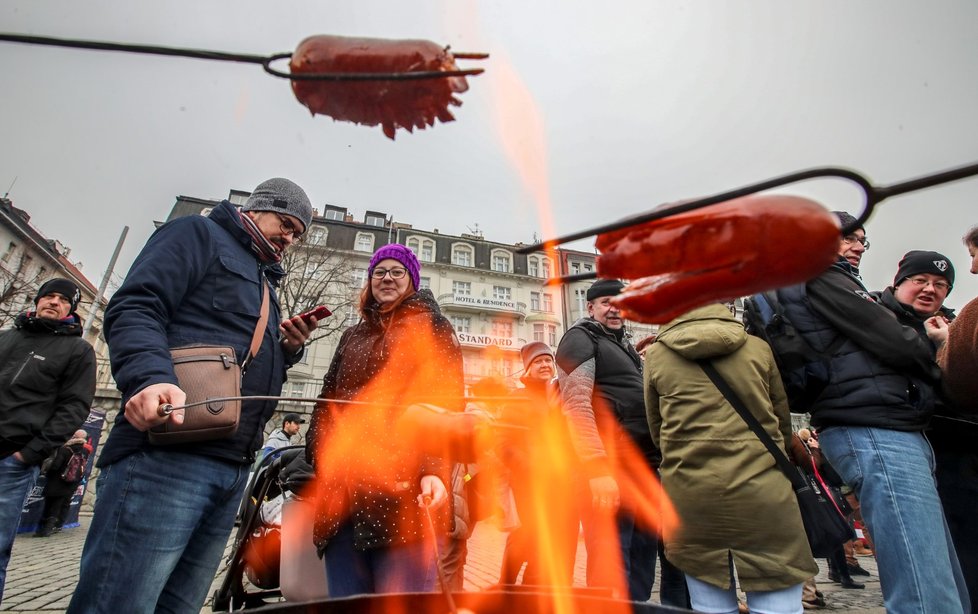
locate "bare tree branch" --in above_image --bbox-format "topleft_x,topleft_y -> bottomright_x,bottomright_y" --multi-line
277,242 -> 362,344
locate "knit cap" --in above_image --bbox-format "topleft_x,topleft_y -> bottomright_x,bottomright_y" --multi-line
832,211 -> 864,234
368,244 -> 421,290
35,278 -> 81,314
520,341 -> 553,370
242,178 -> 313,234
586,279 -> 625,301
894,250 -> 955,291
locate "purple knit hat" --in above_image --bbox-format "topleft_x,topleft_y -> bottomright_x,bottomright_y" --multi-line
368,244 -> 421,290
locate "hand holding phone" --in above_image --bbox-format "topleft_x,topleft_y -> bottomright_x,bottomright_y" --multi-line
295,305 -> 332,326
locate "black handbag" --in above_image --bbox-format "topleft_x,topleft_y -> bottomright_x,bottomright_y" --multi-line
697,359 -> 854,558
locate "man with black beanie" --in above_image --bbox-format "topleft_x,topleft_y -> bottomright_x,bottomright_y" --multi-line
555,278 -> 664,601
0,277 -> 95,604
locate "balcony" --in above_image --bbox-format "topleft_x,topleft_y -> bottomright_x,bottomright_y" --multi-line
437,293 -> 526,316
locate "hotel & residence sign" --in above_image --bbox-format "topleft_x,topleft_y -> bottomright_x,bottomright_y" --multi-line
453,295 -> 518,311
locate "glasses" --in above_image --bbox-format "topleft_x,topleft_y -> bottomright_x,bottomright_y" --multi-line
372,267 -> 408,280
275,214 -> 304,242
842,234 -> 870,250
906,276 -> 950,292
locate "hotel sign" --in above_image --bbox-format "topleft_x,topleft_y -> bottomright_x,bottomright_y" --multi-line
453,295 -> 518,311
457,333 -> 515,348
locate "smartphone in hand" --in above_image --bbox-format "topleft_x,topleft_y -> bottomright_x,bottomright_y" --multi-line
295,305 -> 332,326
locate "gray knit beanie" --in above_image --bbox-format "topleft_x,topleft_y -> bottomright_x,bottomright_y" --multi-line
242,178 -> 313,233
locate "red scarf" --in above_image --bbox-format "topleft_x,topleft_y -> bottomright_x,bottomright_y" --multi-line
239,211 -> 282,263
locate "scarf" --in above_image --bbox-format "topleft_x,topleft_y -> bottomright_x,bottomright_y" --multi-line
239,211 -> 282,264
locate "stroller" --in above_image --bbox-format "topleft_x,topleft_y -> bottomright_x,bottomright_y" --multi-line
212,445 -> 326,611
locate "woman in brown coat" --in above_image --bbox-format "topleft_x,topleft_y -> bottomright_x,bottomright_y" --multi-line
645,303 -> 817,613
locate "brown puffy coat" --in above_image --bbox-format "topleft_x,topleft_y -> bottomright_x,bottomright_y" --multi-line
644,304 -> 817,591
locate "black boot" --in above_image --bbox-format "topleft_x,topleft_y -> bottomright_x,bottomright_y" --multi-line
827,558 -> 840,583
34,518 -> 57,538
847,562 -> 870,576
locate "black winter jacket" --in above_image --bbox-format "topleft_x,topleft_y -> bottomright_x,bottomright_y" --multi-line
0,314 -> 95,465
556,318 -> 657,476
782,259 -> 940,431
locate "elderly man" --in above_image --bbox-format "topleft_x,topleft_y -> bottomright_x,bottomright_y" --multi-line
556,279 -> 660,601
69,178 -> 317,614
0,279 -> 95,604
777,214 -> 968,613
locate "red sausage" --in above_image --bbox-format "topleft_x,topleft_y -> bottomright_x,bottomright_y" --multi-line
594,195 -> 841,323
290,35 -> 470,140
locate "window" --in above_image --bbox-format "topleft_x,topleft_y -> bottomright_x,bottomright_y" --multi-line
547,325 -> 558,346
350,268 -> 368,288
533,323 -> 545,342
491,320 -> 513,338
541,258 -> 552,278
355,233 -> 375,252
325,209 -> 344,221
365,214 -> 386,227
583,263 -> 594,272
344,310 -> 360,326
451,316 -> 471,333
571,261 -> 581,275
290,382 -> 306,398
452,245 -> 473,267
575,288 -> 588,312
407,237 -> 435,262
493,286 -> 511,300
530,292 -> 540,311
419,277 -> 431,290
1,242 -> 15,263
528,258 -> 538,277
453,281 -> 471,296
543,293 -> 554,313
308,227 -> 327,245
491,250 -> 511,273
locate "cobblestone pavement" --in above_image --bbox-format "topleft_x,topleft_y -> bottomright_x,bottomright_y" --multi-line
3,516 -> 884,613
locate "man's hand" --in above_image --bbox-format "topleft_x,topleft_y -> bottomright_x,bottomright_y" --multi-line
589,475 -> 620,511
418,474 -> 449,509
280,315 -> 315,355
924,315 -> 950,347
125,383 -> 187,431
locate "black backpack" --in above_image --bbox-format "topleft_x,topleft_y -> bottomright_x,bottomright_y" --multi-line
743,289 -> 845,413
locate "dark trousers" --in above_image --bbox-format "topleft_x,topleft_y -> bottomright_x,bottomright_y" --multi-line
934,439 -> 978,613
40,493 -> 74,528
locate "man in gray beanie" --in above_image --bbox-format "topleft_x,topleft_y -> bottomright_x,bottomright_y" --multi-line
70,178 -> 317,613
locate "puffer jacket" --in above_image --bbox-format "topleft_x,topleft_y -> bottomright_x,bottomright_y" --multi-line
556,318 -> 657,477
0,314 -> 95,465
780,259 -> 940,431
99,199 -> 300,466
307,289 -> 464,551
645,303 -> 817,591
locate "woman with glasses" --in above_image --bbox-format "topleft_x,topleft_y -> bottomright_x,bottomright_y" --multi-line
306,243 -> 464,597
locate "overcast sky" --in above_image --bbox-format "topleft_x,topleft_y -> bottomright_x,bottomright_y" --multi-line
2,1 -> 976,308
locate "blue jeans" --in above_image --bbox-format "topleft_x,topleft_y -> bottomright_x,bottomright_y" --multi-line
0,455 -> 39,604
685,572 -> 802,614
324,520 -> 438,596
819,426 -> 969,614
581,502 -> 658,601
67,449 -> 248,614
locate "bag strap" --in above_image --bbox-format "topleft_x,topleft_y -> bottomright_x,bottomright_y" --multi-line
243,281 -> 270,372
696,359 -> 806,491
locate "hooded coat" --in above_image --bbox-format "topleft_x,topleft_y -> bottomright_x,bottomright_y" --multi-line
644,304 -> 817,591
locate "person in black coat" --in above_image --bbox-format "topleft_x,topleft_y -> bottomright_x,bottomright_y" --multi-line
35,429 -> 92,537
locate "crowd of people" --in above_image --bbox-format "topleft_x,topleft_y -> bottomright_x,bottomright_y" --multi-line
0,174 -> 974,614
